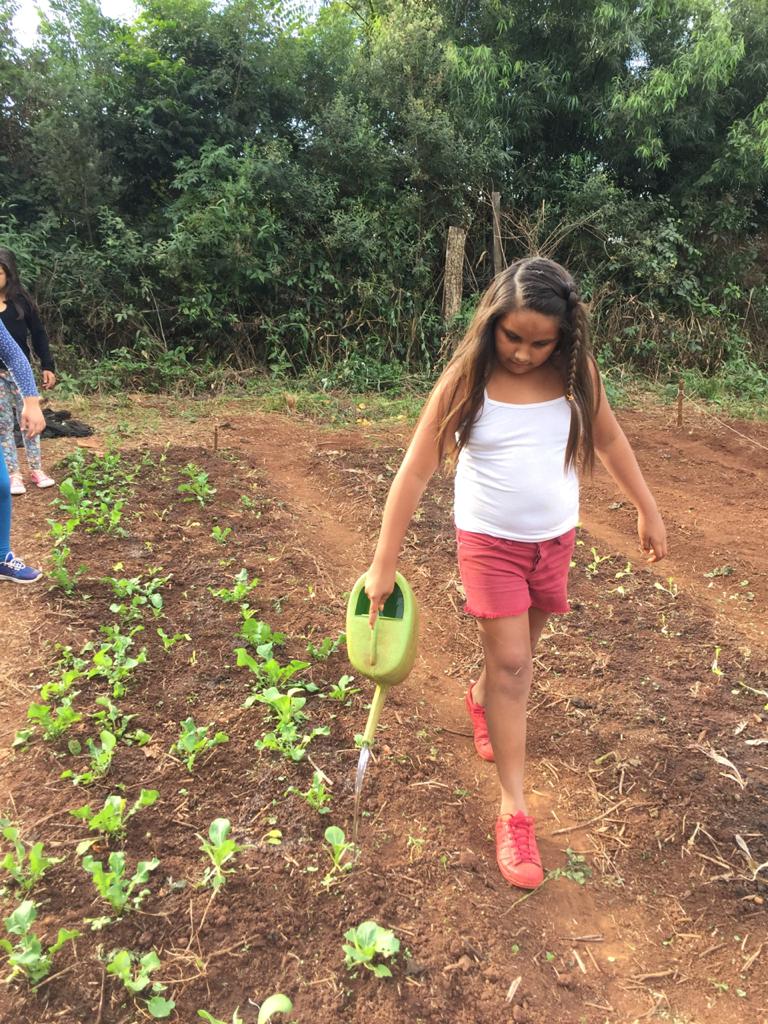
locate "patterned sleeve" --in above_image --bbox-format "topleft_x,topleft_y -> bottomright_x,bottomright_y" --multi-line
0,318 -> 38,397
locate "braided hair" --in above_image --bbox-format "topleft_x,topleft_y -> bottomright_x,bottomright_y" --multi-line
435,257 -> 599,472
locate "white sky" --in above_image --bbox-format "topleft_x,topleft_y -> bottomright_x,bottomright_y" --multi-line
12,0 -> 139,46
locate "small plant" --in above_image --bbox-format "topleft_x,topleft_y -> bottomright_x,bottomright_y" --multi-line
238,654 -> 313,699
252,687 -> 329,761
306,632 -> 345,660
105,569 -> 170,622
287,771 -> 332,814
239,612 -> 285,658
178,462 -> 216,506
585,547 -> 611,576
70,790 -> 159,845
157,627 -> 191,651
26,698 -> 82,741
82,851 -> 159,918
0,821 -> 61,891
704,565 -> 734,578
199,818 -> 242,891
61,729 -> 118,786
210,525 -> 232,544
106,948 -> 175,1018
654,576 -> 679,598
342,920 -> 400,978
91,695 -> 150,746
322,825 -> 356,886
171,718 -> 229,771
0,900 -> 78,985
327,674 -> 359,702
711,646 -> 724,679
198,994 -> 293,1024
548,848 -> 592,886
48,544 -> 87,594
209,569 -> 260,604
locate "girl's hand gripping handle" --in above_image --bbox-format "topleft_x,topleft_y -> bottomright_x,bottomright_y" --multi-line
364,565 -> 396,628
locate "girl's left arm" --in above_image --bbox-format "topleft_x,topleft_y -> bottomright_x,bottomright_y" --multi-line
591,369 -> 667,563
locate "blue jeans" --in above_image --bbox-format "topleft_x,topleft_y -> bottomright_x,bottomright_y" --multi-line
0,448 -> 11,555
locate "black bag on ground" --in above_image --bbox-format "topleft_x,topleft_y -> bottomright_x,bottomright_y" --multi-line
14,406 -> 94,446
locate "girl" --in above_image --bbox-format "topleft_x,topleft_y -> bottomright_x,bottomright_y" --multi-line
0,317 -> 45,583
364,257 -> 667,890
0,248 -> 57,493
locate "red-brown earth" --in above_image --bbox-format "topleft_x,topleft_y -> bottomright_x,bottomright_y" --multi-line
0,394 -> 766,1024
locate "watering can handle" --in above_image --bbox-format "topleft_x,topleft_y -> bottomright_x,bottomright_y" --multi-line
369,614 -> 379,666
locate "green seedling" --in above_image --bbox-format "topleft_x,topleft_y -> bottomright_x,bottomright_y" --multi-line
287,770 -> 332,814
548,848 -> 592,885
0,821 -> 61,891
82,850 -> 159,917
157,627 -> 191,651
48,544 -> 87,594
171,718 -> 229,771
106,948 -> 175,1018
705,565 -> 735,578
327,674 -> 359,702
71,790 -> 159,847
86,623 -> 148,698
614,561 -> 633,579
711,646 -> 724,678
26,698 -> 82,741
239,612 -> 285,658
240,494 -> 256,510
198,994 -> 293,1024
342,920 -> 400,978
306,632 -> 345,660
105,570 -> 170,622
61,729 -> 118,786
252,687 -> 329,761
654,576 -> 679,598
323,825 -> 356,886
585,547 -> 611,576
178,462 -> 216,506
199,818 -> 242,891
210,525 -> 232,544
238,653 -> 313,700
0,900 -> 78,985
91,695 -> 150,745
209,568 -> 260,604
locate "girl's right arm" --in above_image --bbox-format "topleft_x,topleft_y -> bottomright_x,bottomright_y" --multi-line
364,376 -> 455,625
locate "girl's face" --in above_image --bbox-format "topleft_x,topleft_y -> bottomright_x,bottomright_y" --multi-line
493,308 -> 561,375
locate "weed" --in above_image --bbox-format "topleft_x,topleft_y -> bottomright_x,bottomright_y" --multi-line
0,900 -> 78,985
342,920 -> 400,978
171,718 -> 229,771
157,627 -> 191,651
210,525 -> 232,544
199,818 -> 242,891
178,462 -> 216,506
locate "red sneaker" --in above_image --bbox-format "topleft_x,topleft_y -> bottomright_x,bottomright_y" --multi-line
495,812 -> 544,889
465,683 -> 494,762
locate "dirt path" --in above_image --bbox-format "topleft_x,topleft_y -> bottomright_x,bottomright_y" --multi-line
0,398 -> 766,1024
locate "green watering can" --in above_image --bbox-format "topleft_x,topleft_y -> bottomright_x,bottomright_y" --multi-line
345,571 -> 419,747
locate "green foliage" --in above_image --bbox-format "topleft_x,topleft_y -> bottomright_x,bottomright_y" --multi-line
70,789 -> 159,844
178,463 -> 216,507
209,569 -> 260,604
0,900 -> 78,986
0,822 -> 61,891
342,920 -> 400,978
106,948 -> 174,1017
171,718 -> 229,771
82,850 -> 159,916
199,818 -> 242,892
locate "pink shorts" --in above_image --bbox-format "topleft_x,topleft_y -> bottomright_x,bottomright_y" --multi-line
456,527 -> 576,619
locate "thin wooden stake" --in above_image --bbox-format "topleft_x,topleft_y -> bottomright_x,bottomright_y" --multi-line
677,379 -> 684,428
214,425 -> 219,451
491,191 -> 504,276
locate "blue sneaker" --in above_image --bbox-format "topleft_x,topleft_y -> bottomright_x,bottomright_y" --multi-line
0,552 -> 43,584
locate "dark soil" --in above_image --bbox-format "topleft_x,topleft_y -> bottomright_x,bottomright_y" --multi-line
0,399 -> 766,1024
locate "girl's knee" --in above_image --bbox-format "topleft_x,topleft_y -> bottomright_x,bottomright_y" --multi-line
486,650 -> 532,692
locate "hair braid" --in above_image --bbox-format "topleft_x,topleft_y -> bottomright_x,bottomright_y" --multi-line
565,286 -> 581,403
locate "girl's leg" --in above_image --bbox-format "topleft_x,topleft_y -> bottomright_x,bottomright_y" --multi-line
476,612 -> 536,815
0,373 -> 21,475
472,606 -> 550,710
9,379 -> 42,472
0,453 -> 10,555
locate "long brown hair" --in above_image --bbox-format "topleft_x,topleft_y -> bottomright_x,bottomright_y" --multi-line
0,248 -> 37,321
435,257 -> 599,472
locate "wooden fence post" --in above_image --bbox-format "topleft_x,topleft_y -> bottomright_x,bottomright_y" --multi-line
443,225 -> 467,322
491,191 -> 504,277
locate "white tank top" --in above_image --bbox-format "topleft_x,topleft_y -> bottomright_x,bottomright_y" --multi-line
454,392 -> 579,542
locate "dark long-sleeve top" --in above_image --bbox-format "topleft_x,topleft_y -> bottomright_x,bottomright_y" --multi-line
0,319 -> 39,397
0,297 -> 55,373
